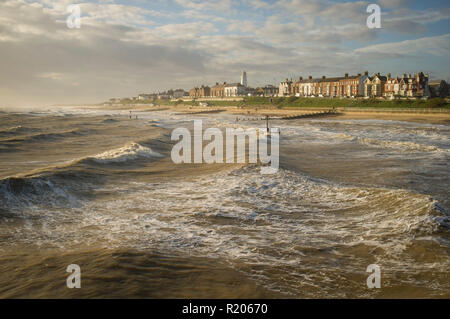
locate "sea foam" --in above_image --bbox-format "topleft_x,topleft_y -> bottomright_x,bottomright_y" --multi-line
88,142 -> 163,164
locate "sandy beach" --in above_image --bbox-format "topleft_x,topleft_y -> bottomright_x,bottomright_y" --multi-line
98,103 -> 450,125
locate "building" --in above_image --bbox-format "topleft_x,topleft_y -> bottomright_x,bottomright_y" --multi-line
384,74 -> 401,98
262,85 -> 278,97
383,72 -> 430,98
189,85 -> 211,98
364,73 -> 387,97
292,76 -> 318,97
224,83 -> 246,97
290,72 -> 368,98
241,71 -> 247,87
173,89 -> 186,99
338,73 -> 367,97
157,94 -> 170,99
138,94 -> 153,100
406,72 -> 428,97
312,76 -> 342,97
211,82 -> 226,97
279,79 -> 293,97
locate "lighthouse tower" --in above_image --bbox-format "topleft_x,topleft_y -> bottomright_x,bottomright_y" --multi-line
240,71 -> 247,87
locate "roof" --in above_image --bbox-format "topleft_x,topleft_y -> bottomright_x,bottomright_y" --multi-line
225,83 -> 243,87
294,75 -> 364,84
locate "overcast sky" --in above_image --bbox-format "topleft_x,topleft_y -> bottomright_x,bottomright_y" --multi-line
0,0 -> 449,106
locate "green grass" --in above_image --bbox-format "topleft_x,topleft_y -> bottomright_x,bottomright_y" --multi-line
241,97 -> 450,109
109,97 -> 450,109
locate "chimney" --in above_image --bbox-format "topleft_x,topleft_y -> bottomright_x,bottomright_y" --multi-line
364,71 -> 368,76
299,76 -> 303,81
322,76 -> 326,79
308,75 -> 312,80
345,73 -> 348,78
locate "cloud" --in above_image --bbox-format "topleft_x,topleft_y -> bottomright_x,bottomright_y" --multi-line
0,0 -> 209,105
175,0 -> 232,11
354,34 -> 450,57
377,0 -> 408,9
278,0 -> 323,15
0,0 -> 449,106
156,22 -> 218,39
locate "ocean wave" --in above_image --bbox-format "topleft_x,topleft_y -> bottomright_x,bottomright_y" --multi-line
357,137 -> 441,152
47,165 -> 443,254
84,142 -> 163,164
0,129 -> 91,144
0,141 -> 164,208
0,125 -> 34,136
1,164 -> 448,296
0,175 -> 78,210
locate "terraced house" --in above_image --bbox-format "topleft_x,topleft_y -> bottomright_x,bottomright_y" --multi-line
290,72 -> 369,98
211,82 -> 226,97
280,70 -> 433,99
278,79 -> 292,97
189,85 -> 211,98
364,73 -> 387,97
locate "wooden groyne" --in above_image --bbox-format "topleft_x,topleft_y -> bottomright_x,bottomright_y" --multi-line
174,109 -> 225,115
235,109 -> 339,122
279,109 -> 339,120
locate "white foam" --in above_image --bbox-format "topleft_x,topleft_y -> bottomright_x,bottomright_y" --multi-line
357,137 -> 440,152
88,142 -> 163,163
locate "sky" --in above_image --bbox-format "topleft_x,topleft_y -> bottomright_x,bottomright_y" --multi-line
0,0 -> 449,106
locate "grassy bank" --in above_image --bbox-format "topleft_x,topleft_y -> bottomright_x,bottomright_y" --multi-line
242,96 -> 450,109
109,96 -> 450,110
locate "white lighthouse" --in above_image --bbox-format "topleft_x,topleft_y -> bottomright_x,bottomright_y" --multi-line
240,71 -> 247,87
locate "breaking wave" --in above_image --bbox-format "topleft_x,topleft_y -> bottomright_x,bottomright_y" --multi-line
0,141 -> 165,209
84,142 -> 163,164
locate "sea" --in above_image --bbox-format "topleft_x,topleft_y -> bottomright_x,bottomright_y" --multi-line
0,106 -> 448,298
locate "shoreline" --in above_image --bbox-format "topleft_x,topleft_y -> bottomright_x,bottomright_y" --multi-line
94,103 -> 450,125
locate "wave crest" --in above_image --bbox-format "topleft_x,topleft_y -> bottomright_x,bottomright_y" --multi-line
86,142 -> 163,164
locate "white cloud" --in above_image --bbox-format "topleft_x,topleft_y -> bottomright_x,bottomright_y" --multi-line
0,0 -> 449,105
354,34 -> 450,57
377,0 -> 408,9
